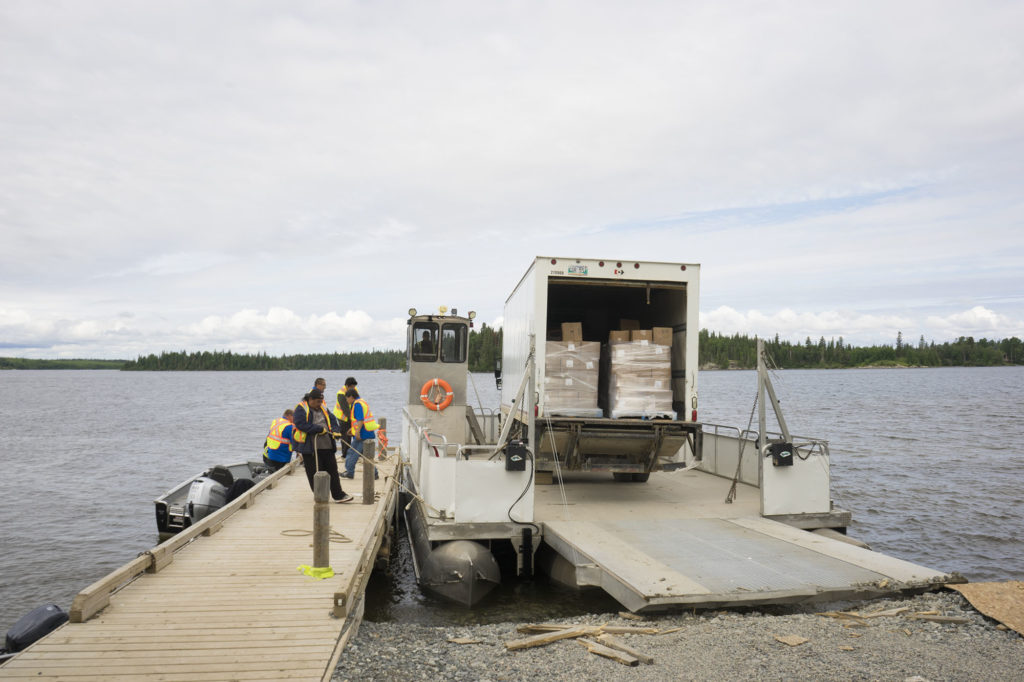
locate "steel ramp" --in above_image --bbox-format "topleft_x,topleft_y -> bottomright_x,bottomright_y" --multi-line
543,516 -> 955,612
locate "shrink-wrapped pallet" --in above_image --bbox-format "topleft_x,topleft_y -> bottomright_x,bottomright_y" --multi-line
544,341 -> 603,417
608,341 -> 676,419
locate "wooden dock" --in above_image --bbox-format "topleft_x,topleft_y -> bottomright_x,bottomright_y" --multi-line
0,455 -> 399,682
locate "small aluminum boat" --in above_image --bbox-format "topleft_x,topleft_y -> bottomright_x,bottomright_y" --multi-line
154,461 -> 271,537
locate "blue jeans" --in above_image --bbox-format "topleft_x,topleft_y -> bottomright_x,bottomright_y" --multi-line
344,438 -> 364,477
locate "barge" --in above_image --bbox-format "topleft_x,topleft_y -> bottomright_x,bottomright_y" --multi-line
399,257 -> 958,609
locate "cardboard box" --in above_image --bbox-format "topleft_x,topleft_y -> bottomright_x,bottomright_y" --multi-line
631,329 -> 653,343
652,326 -> 673,347
561,322 -> 583,343
619,319 -> 640,330
609,330 -> 630,344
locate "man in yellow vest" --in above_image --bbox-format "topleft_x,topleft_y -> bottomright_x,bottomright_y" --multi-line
263,408 -> 295,472
344,387 -> 379,479
333,377 -> 359,472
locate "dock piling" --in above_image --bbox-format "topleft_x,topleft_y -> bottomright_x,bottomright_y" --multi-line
363,439 -> 376,504
313,470 -> 330,567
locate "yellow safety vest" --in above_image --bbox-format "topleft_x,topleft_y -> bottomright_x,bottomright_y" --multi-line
352,398 -> 380,433
266,418 -> 292,450
293,401 -> 335,444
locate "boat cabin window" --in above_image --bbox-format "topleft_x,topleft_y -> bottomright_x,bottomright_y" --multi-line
441,323 -> 467,363
412,322 -> 438,362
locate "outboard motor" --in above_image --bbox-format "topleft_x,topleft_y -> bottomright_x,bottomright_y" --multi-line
185,466 -> 234,523
4,604 -> 68,654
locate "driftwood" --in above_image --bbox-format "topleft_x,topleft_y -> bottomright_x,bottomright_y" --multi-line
657,626 -> 686,635
906,615 -> 971,624
597,634 -> 654,664
516,623 -> 579,634
864,607 -> 910,618
617,611 -> 644,621
505,626 -> 599,650
601,625 -> 660,635
576,638 -> 639,666
816,611 -> 869,626
774,635 -> 809,646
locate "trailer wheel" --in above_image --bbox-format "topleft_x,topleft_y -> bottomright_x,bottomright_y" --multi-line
612,472 -> 633,482
632,473 -> 650,483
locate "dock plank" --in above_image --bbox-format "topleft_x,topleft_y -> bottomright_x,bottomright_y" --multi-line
0,458 -> 398,682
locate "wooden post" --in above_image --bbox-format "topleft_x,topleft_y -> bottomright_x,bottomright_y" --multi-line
313,470 -> 330,568
363,439 -> 376,504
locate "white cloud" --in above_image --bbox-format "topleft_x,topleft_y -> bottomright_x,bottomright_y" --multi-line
925,306 -> 1024,340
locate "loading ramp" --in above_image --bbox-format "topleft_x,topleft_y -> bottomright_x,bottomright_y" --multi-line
534,470 -> 957,613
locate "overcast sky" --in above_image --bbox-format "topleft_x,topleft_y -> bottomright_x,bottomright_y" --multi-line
2,1 -> 1022,359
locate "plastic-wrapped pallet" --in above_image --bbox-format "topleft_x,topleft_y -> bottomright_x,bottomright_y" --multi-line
544,341 -> 603,417
608,340 -> 677,419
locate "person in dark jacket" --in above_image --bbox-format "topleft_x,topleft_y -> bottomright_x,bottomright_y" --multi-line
293,388 -> 353,503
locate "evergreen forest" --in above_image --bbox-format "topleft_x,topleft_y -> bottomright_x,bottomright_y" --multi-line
121,349 -> 405,371
4,325 -> 1020,371
699,330 -> 1024,369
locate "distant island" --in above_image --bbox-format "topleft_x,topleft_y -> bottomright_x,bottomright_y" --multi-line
2,326 -> 1021,371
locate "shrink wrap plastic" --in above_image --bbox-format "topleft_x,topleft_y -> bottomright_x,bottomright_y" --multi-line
609,341 -> 677,419
544,341 -> 603,417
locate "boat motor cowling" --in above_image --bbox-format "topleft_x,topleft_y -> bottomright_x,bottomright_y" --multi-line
5,604 -> 68,653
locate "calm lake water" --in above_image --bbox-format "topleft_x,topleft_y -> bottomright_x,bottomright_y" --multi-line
1,367 -> 1022,632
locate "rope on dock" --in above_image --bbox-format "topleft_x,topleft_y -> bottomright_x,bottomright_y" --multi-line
281,528 -> 353,543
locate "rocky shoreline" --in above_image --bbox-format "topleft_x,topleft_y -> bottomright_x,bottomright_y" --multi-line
334,591 -> 1023,681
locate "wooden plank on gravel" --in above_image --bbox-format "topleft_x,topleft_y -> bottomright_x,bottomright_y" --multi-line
576,638 -> 639,666
516,623 -> 576,634
596,634 -> 655,664
506,625 -> 598,650
601,625 -> 660,635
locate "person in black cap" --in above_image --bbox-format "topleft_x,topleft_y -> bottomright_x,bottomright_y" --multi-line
293,388 -> 352,503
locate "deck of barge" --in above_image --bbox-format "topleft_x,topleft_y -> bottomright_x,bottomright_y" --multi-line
0,457 -> 399,682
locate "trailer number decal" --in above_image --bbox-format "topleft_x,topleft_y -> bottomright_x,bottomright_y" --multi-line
567,265 -> 588,276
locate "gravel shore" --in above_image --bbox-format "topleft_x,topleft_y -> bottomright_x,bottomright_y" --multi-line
333,591 -> 1023,681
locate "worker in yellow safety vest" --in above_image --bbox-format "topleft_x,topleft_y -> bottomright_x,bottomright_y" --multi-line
263,409 -> 295,472
343,388 -> 379,479
333,376 -> 359,459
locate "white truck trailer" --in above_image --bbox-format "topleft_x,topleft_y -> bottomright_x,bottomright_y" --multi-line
500,256 -> 703,479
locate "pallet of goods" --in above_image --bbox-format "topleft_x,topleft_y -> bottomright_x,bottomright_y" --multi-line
544,324 -> 603,418
607,327 -> 676,419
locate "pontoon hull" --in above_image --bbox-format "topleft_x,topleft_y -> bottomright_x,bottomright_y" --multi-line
404,497 -> 501,607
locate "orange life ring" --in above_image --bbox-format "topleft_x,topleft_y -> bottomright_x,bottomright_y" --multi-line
420,377 -> 454,411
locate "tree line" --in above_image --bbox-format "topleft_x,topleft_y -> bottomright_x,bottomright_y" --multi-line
121,349 -> 405,371
699,330 -> 1024,369
0,357 -> 126,370
5,327 -> 1020,371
